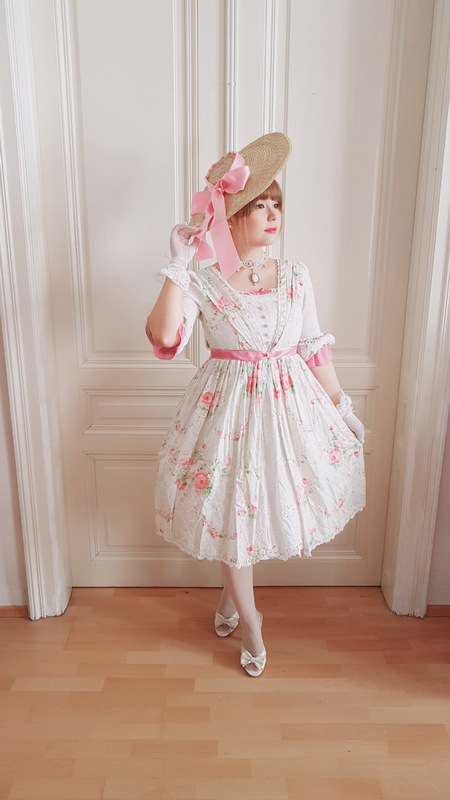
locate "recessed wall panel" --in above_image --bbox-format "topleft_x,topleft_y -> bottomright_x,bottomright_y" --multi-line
284,0 -> 393,353
75,0 -> 178,355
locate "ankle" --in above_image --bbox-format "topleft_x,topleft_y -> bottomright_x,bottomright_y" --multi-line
241,612 -> 264,657
217,590 -> 236,619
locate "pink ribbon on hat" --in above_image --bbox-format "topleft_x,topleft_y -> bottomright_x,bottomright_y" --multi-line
191,152 -> 250,279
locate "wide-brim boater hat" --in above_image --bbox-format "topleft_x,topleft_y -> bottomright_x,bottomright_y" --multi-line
190,132 -> 291,278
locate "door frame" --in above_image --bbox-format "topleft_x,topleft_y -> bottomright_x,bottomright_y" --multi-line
1,0 -> 448,619
381,0 -> 450,617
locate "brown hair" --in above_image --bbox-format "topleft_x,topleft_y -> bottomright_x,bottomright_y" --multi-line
232,179 -> 283,220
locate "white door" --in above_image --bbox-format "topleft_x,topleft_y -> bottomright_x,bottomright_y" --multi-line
27,0 -> 433,586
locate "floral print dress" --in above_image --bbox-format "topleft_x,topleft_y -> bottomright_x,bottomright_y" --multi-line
151,260 -> 365,567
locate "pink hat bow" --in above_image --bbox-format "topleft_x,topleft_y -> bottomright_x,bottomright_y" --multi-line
191,152 -> 250,278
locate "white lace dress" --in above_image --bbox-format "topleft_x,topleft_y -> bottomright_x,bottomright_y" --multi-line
152,260 -> 365,567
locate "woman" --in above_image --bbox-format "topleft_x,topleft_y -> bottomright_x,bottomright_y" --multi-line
146,133 -> 365,676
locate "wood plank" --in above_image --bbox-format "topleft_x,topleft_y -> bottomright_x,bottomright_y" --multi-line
0,606 -> 28,618
427,605 -> 450,617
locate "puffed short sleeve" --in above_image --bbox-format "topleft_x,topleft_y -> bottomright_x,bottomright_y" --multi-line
146,271 -> 203,360
297,264 -> 335,362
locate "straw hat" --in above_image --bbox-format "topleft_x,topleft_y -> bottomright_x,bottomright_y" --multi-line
189,131 -> 291,228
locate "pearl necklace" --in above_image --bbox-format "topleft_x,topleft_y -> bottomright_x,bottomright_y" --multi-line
239,256 -> 267,285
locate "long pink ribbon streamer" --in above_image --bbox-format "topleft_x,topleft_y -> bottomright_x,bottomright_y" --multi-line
210,346 -> 298,361
191,152 -> 250,279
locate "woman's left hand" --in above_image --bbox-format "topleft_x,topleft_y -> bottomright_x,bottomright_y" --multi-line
336,392 -> 365,444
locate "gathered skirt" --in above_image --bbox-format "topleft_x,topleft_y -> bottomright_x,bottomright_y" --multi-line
154,352 -> 365,568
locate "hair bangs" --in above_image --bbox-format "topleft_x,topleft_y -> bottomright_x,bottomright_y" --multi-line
234,179 -> 282,219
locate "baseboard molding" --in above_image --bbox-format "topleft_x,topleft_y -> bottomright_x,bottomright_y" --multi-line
0,605 -> 28,618
426,605 -> 450,617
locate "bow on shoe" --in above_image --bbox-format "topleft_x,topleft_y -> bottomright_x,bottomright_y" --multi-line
214,610 -> 239,637
240,647 -> 267,676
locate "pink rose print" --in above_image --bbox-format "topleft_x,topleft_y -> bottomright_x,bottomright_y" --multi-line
329,448 -> 342,463
194,471 -> 209,491
280,373 -> 293,392
175,478 -> 187,491
287,278 -> 303,299
209,529 -> 219,538
247,546 -> 253,554
224,456 -> 232,467
237,509 -> 245,517
211,296 -> 230,313
247,375 -> 256,395
274,388 -> 281,400
202,392 -> 214,406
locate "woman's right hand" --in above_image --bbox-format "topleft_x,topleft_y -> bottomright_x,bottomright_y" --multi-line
169,223 -> 199,266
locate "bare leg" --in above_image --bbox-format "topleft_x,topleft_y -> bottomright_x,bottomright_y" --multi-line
216,578 -> 237,620
221,564 -> 264,657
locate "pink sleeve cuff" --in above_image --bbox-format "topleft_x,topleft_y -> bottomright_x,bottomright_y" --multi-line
145,320 -> 185,360
305,343 -> 332,368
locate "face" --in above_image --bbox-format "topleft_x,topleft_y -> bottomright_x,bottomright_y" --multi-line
230,197 -> 282,251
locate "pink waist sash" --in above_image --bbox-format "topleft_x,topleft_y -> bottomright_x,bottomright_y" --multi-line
210,345 -> 298,362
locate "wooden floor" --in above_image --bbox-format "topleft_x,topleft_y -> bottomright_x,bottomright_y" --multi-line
0,586 -> 450,800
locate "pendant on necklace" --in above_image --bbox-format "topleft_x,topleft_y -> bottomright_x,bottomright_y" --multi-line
250,272 -> 260,285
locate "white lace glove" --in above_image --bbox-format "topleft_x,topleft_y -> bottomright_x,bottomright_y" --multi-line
160,223 -> 199,291
336,391 -> 365,444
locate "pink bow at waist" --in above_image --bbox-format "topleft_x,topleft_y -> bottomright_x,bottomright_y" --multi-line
210,346 -> 298,361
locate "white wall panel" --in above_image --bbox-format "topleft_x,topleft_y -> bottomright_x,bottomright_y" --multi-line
284,0 -> 393,353
71,1 -> 177,357
86,454 -> 158,554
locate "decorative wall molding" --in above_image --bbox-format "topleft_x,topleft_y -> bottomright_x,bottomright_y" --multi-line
263,0 -> 277,133
80,387 -> 185,434
363,1 -> 408,369
225,0 -> 237,151
54,0 -> 201,370
179,0 -> 199,220
54,0 -> 90,367
0,0 -> 71,619
85,451 -> 195,563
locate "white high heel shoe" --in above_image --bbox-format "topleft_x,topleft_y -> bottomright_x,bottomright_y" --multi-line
240,611 -> 266,677
214,610 -> 239,637
240,645 -> 266,677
